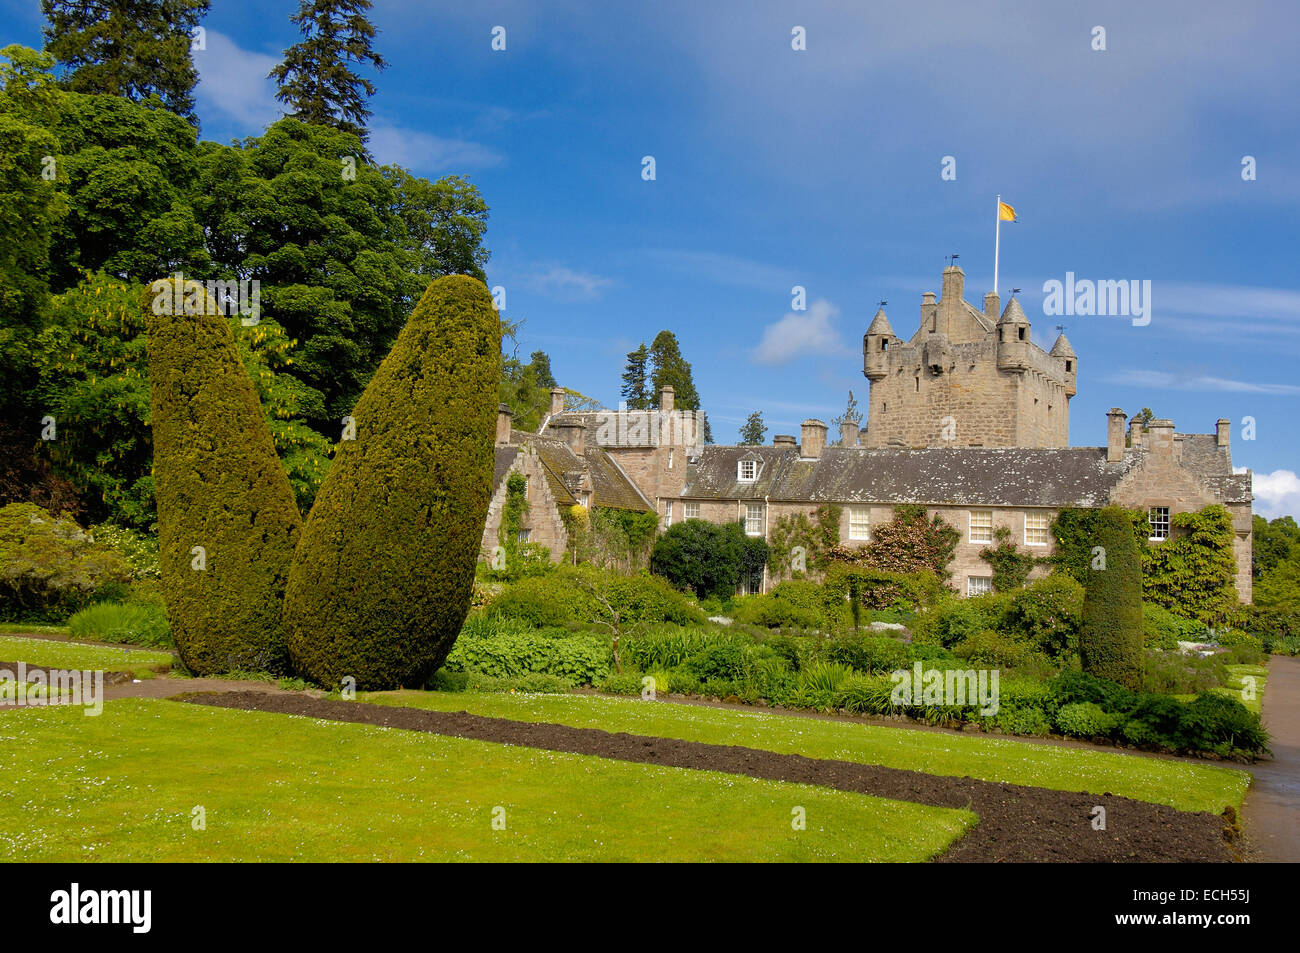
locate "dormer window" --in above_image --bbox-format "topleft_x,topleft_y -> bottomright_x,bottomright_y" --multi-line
738,458 -> 759,482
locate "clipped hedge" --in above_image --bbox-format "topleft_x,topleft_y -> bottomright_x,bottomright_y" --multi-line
486,566 -> 705,629
283,276 -> 501,689
1080,507 -> 1144,689
144,279 -> 301,674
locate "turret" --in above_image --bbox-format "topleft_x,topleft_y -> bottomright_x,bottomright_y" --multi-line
1050,332 -> 1077,396
996,296 -> 1031,372
862,307 -> 894,382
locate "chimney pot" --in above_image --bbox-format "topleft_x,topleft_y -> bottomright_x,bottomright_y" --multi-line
1216,418 -> 1231,448
549,386 -> 566,418
773,434 -> 797,448
660,386 -> 675,412
839,419 -> 860,447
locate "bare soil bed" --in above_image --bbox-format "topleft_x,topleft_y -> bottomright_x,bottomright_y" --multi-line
181,690 -> 1235,863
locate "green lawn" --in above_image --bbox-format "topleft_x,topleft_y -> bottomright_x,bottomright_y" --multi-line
356,689 -> 1251,814
1221,664 -> 1268,714
0,624 -> 70,636
0,635 -> 172,675
0,699 -> 973,862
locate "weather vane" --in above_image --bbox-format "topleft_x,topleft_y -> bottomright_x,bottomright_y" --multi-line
878,299 -> 887,309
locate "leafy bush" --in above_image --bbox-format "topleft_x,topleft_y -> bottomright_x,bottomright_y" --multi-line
1180,693 -> 1270,757
487,567 -> 704,630
600,670 -> 646,696
1049,670 -> 1136,712
952,629 -> 1031,667
1003,574 -> 1083,657
1210,627 -> 1265,664
824,633 -> 909,673
1143,602 -> 1207,649
454,671 -> 575,694
913,595 -> 999,648
1142,506 -> 1239,626
444,622 -> 611,685
685,638 -> 752,682
730,595 -> 822,629
650,519 -> 766,599
68,599 -> 172,648
0,503 -> 131,622
145,279 -> 301,676
821,564 -> 941,629
1054,702 -> 1117,738
284,277 -> 501,689
1080,507 -> 1145,689
799,661 -> 855,693
88,522 -> 159,579
995,706 -> 1051,736
835,673 -> 897,714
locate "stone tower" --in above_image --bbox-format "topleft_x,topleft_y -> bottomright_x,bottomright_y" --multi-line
860,264 -> 1074,448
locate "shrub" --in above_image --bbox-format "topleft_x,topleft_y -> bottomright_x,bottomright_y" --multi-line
799,661 -> 855,693
443,622 -> 611,685
821,564 -> 940,629
918,595 -> 1001,648
145,279 -> 302,676
458,672 -> 575,694
1143,602 -> 1207,649
731,594 -> 822,629
952,629 -> 1031,667
995,706 -> 1052,736
283,277 -> 500,689
650,519 -> 763,599
88,522 -> 160,579
0,503 -> 131,622
835,673 -> 897,714
1004,574 -> 1083,657
1079,507 -> 1145,689
827,504 -> 959,581
825,633 -> 909,674
600,670 -> 646,696
685,639 -> 751,682
1180,693 -> 1269,757
1049,669 -> 1136,712
487,567 -> 704,630
1054,702 -> 1117,739
68,600 -> 172,648
1142,505 -> 1239,626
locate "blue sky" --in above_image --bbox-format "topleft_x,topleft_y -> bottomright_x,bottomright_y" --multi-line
4,0 -> 1299,516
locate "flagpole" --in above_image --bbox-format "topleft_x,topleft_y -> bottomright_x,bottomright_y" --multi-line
993,193 -> 1001,295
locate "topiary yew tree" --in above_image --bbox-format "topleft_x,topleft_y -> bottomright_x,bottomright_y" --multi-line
1080,506 -> 1144,690
144,278 -> 302,675
282,275 -> 501,689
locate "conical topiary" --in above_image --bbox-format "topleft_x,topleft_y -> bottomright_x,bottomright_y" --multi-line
1080,506 -> 1145,689
144,278 -> 302,675
283,275 -> 501,689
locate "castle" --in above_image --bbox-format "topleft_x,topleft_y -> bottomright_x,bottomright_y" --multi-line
483,264 -> 1254,600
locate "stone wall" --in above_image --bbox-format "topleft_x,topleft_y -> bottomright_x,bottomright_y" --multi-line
480,446 -> 568,564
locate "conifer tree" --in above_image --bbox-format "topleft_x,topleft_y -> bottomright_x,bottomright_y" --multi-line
621,343 -> 651,409
1080,506 -> 1145,689
270,0 -> 387,143
41,0 -> 210,122
648,330 -> 700,410
739,411 -> 766,445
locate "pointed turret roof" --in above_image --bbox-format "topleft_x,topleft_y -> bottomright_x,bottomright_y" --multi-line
998,296 -> 1028,325
1050,332 -> 1076,358
866,308 -> 894,337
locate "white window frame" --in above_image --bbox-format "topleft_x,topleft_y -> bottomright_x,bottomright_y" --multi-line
738,458 -> 758,483
668,449 -> 674,469
967,575 -> 993,597
664,500 -> 673,528
969,509 -> 994,544
1024,512 -> 1050,547
848,506 -> 870,541
684,501 -> 700,520
517,528 -> 531,544
1149,506 -> 1170,541
744,502 -> 764,537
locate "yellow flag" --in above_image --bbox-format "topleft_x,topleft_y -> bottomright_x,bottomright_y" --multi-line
998,201 -> 1017,222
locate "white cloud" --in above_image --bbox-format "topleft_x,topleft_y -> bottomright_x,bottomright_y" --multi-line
1253,469 -> 1300,519
519,265 -> 614,302
752,298 -> 843,365
641,249 -> 802,292
194,31 -> 281,128
1103,369 -> 1300,396
367,124 -> 504,173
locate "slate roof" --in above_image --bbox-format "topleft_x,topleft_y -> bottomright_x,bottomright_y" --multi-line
492,446 -> 521,494
544,409 -> 701,448
680,443 -> 1251,508
501,431 -> 653,512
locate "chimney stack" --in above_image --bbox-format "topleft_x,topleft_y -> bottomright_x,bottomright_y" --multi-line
1147,418 -> 1175,464
549,386 -> 566,418
773,434 -> 797,449
1216,418 -> 1231,448
800,419 -> 828,460
1106,408 -> 1127,463
839,419 -> 859,447
983,291 -> 1000,323
496,403 -> 513,445
554,420 -> 585,454
660,386 -> 675,412
1128,416 -> 1143,449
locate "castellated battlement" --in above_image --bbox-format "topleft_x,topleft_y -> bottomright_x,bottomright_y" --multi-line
861,264 -> 1075,449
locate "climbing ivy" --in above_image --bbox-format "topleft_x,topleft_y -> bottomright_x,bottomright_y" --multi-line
1142,505 -> 1239,625
979,526 -> 1040,592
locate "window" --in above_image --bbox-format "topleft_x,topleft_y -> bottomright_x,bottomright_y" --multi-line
744,503 -> 763,536
969,509 -> 993,544
1149,506 -> 1170,541
849,506 -> 870,541
668,449 -> 674,469
664,501 -> 673,528
517,528 -> 530,544
738,458 -> 758,482
684,502 -> 699,519
1018,327 -> 1025,340
967,576 -> 993,596
1065,360 -> 1073,372
1025,512 -> 1050,546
